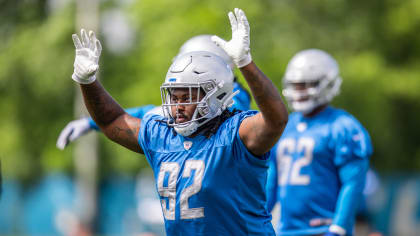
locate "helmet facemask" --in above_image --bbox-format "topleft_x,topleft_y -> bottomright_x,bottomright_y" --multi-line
283,76 -> 342,114
161,82 -> 213,136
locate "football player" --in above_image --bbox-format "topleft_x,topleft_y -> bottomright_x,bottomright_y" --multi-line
56,35 -> 251,150
266,49 -> 372,236
69,8 -> 288,235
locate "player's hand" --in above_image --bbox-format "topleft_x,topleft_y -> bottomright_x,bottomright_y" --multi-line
326,224 -> 346,236
211,8 -> 252,68
56,118 -> 92,150
71,29 -> 102,84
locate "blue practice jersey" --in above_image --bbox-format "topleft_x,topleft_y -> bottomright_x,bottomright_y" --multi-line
138,110 -> 275,236
268,106 -> 372,235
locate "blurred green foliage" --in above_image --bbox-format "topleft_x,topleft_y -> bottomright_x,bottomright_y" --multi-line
0,0 -> 419,183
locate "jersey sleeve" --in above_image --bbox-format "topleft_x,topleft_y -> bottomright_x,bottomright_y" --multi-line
332,157 -> 369,234
88,105 -> 156,130
138,112 -> 161,165
330,114 -> 373,167
227,111 -> 271,165
330,112 -> 372,234
88,118 -> 99,130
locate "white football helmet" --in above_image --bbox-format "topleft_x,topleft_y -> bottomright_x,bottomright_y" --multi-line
282,49 -> 342,114
161,51 -> 236,136
175,35 -> 235,70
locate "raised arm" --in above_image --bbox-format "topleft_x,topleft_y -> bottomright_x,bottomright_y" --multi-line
238,62 -> 288,155
80,81 -> 142,153
56,105 -> 157,150
70,29 -> 143,153
212,8 -> 288,156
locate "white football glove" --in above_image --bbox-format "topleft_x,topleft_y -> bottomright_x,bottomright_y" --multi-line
56,118 -> 92,150
71,29 -> 102,84
211,8 -> 252,68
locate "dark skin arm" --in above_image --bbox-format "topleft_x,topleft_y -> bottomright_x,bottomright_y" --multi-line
80,80 -> 143,153
238,62 -> 288,156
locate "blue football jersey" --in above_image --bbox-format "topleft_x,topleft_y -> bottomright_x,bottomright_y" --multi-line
269,106 -> 372,235
138,110 -> 275,236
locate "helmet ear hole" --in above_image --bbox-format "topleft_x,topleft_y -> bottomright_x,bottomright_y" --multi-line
199,88 -> 206,97
198,107 -> 209,116
217,92 -> 226,101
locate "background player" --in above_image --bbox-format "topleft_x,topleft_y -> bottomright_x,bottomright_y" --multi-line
70,8 -> 288,235
267,49 -> 372,236
56,35 -> 251,150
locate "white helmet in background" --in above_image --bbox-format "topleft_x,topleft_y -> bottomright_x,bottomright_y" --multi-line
282,49 -> 342,114
176,35 -> 235,70
161,51 -> 236,136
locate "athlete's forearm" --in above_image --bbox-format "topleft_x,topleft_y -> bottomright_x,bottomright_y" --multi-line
80,81 -> 143,153
80,80 -> 125,129
240,62 -> 288,129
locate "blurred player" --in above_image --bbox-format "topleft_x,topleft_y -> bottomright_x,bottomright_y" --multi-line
267,49 -> 372,236
56,35 -> 251,150
69,8 -> 288,235
355,169 -> 383,236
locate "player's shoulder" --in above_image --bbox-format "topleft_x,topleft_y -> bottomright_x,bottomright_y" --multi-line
139,112 -> 176,154
327,107 -> 373,160
327,107 -> 366,130
216,110 -> 259,138
140,112 -> 168,135
145,106 -> 163,116
126,104 -> 156,118
141,111 -> 163,123
223,110 -> 259,126
327,107 -> 371,143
